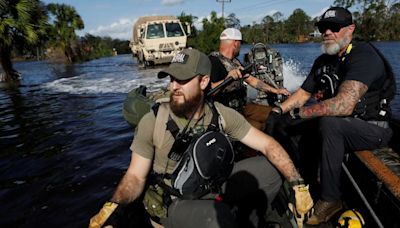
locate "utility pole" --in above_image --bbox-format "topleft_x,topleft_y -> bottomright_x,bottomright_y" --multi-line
216,0 -> 231,19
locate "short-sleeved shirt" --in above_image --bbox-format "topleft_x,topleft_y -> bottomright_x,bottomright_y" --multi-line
301,42 -> 387,94
130,102 -> 252,174
209,54 -> 248,111
209,55 -> 230,83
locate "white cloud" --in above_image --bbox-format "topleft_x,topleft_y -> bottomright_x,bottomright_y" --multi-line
161,0 -> 184,6
312,7 -> 329,19
88,18 -> 136,40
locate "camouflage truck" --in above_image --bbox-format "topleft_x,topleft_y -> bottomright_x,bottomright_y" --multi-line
130,16 -> 190,67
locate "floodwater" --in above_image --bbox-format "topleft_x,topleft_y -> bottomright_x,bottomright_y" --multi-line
1,42 -> 399,227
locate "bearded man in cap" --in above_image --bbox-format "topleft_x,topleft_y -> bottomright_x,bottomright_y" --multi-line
209,28 -> 290,131
89,48 -> 313,228
265,7 -> 395,224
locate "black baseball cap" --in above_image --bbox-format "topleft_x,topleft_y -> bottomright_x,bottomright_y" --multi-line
315,7 -> 353,27
158,48 -> 211,80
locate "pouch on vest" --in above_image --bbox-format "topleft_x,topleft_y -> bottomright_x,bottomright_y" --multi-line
143,184 -> 168,218
171,131 -> 234,200
315,72 -> 340,99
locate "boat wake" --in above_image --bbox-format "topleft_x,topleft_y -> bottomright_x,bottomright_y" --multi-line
41,67 -> 169,94
41,59 -> 306,95
282,59 -> 307,93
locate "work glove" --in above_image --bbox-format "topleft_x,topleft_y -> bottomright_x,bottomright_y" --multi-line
288,184 -> 314,228
264,111 -> 292,135
89,201 -> 120,228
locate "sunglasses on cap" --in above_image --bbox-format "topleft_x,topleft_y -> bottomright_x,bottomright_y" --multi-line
317,23 -> 344,33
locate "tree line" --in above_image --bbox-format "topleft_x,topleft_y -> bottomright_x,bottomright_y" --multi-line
180,0 -> 400,54
0,0 -> 129,83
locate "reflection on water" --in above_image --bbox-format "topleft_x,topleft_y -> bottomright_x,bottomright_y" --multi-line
0,42 -> 399,227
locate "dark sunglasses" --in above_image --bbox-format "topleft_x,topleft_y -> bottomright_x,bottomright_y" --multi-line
318,23 -> 344,33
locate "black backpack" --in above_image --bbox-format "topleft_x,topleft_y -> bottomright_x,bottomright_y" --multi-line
171,130 -> 234,199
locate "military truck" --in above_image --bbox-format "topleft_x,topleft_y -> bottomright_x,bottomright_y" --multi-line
130,16 -> 190,67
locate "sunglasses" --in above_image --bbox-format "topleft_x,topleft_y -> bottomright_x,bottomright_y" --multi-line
318,23 -> 344,33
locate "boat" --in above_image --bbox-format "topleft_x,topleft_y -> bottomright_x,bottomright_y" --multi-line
120,45 -> 400,227
121,82 -> 400,226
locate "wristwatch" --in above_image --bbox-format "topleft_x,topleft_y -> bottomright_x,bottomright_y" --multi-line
273,105 -> 283,115
289,108 -> 301,119
289,178 -> 305,187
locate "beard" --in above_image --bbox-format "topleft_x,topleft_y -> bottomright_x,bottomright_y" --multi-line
170,89 -> 203,118
321,33 -> 351,55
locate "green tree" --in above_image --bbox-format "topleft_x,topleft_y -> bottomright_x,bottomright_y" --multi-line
334,0 -> 400,41
261,15 -> 274,43
225,13 -> 241,29
47,3 -> 84,63
387,2 -> 400,40
177,11 -> 198,36
285,8 -> 312,42
191,11 -> 224,54
0,0 -> 48,82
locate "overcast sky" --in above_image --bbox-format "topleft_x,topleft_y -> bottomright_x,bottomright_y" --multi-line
41,0 -> 333,40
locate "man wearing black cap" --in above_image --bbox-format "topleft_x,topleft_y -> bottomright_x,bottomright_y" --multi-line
266,6 -> 395,225
89,48 -> 313,228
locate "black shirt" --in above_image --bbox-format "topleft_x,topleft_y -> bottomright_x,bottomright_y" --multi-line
301,42 -> 386,95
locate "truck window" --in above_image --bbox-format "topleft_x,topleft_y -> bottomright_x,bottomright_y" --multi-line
147,24 -> 164,39
166,22 -> 184,37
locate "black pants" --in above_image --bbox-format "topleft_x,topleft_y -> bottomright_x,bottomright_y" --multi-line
318,117 -> 392,201
162,156 -> 282,228
269,116 -> 392,202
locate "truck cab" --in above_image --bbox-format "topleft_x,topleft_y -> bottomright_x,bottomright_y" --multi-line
130,16 -> 190,67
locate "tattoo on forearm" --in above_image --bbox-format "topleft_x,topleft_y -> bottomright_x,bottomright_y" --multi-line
265,137 -> 301,181
285,101 -> 302,112
255,80 -> 272,92
301,80 -> 368,118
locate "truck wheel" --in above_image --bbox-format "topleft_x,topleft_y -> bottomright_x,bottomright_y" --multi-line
138,54 -> 146,68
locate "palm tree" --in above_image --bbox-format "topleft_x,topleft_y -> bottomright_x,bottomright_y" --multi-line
47,3 -> 84,63
0,0 -> 48,83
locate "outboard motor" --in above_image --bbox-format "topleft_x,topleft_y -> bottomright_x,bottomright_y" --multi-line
244,43 -> 285,105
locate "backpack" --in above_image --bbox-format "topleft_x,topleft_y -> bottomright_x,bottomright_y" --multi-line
153,100 -> 234,199
171,130 -> 234,199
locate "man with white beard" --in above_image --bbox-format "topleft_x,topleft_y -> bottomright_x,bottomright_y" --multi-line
265,6 -> 395,225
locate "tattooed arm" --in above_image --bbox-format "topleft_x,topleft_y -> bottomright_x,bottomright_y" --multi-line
278,88 -> 312,113
300,80 -> 368,118
245,75 -> 291,96
241,126 -> 301,181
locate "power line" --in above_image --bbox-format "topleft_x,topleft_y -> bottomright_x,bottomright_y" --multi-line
216,0 -> 231,18
227,0 -> 295,17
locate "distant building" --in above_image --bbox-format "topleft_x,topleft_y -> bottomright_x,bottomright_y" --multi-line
309,29 -> 321,38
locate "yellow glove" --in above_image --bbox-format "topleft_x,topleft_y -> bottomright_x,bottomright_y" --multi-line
288,184 -> 314,228
292,184 -> 313,215
89,201 -> 118,228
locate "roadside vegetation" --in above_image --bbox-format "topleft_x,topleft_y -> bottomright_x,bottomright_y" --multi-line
1,0 -> 399,83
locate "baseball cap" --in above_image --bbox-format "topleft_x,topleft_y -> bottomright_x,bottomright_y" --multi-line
315,7 -> 353,27
220,28 -> 242,41
158,48 -> 211,80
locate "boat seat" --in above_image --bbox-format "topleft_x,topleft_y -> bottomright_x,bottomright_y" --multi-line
354,148 -> 400,199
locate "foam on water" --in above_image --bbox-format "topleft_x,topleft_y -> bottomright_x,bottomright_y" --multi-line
282,59 -> 307,93
41,59 -> 308,96
41,67 -> 169,94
